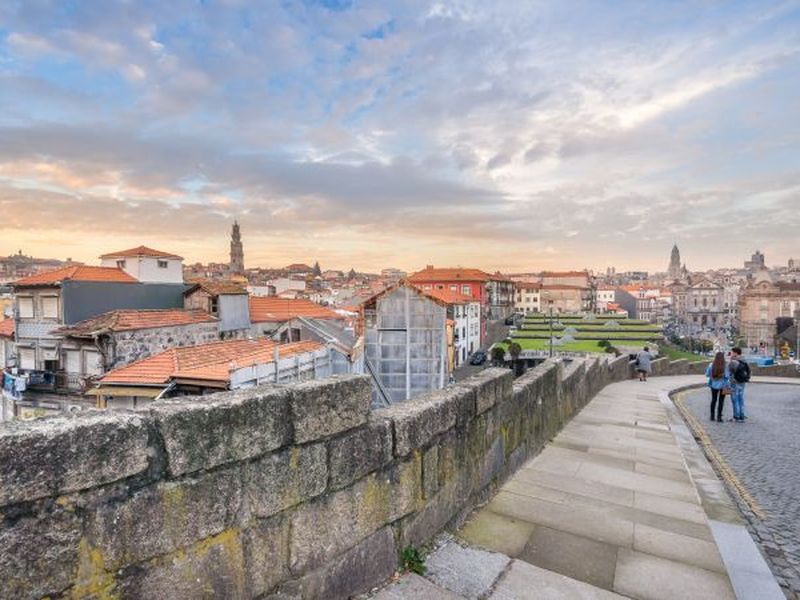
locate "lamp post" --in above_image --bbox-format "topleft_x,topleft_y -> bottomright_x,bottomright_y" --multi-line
548,298 -> 555,358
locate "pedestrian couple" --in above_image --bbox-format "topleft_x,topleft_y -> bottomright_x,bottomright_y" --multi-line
706,347 -> 751,422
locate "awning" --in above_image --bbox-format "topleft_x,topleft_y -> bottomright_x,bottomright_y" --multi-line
88,386 -> 165,398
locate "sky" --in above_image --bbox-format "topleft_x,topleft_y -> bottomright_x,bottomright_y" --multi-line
1,1 -> 799,274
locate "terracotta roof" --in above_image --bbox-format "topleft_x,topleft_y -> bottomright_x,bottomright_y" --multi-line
408,266 -> 491,283
185,279 -> 248,296
489,271 -> 514,282
100,339 -> 323,385
516,282 -> 542,291
57,309 -> 217,337
419,287 -> 478,305
284,263 -> 313,271
100,245 -> 183,260
540,284 -> 588,291
13,265 -> 138,286
0,319 -> 14,338
541,271 -> 590,277
249,296 -> 343,322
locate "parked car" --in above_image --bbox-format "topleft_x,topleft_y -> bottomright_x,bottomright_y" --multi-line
504,312 -> 523,325
469,350 -> 487,365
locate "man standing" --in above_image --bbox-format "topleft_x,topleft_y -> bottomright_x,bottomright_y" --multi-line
729,347 -> 751,422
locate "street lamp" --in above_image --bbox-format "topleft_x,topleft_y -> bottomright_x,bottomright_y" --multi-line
547,297 -> 555,358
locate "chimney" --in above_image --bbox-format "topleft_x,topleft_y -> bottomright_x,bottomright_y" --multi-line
426,265 -> 434,270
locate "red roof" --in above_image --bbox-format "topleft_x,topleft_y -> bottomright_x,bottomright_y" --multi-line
419,287 -> 478,305
57,309 -> 217,337
0,319 -> 14,338
249,296 -> 343,323
284,263 -> 313,272
100,246 -> 183,260
408,266 -> 490,283
13,266 -> 137,286
516,282 -> 542,291
100,339 -> 323,385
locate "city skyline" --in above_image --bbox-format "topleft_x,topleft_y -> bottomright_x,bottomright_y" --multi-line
1,2 -> 799,272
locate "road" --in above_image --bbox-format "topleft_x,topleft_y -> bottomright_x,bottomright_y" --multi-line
682,383 -> 800,599
453,319 -> 510,382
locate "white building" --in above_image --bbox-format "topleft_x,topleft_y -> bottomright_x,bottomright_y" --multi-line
514,282 -> 542,314
596,287 -> 616,312
422,288 -> 481,367
268,277 -> 306,295
100,246 -> 184,284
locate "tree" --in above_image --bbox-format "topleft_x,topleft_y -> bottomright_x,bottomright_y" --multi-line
508,342 -> 524,376
490,345 -> 507,366
312,261 -> 322,277
348,268 -> 357,280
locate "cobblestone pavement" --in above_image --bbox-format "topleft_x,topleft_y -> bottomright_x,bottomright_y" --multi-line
683,383 -> 800,599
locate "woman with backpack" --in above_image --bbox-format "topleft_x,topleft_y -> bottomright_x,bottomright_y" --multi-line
705,352 -> 729,422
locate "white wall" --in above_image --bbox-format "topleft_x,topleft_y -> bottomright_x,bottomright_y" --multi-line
101,257 -> 183,284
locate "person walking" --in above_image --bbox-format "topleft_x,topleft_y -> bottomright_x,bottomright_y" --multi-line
705,351 -> 729,422
728,347 -> 751,422
635,346 -> 653,382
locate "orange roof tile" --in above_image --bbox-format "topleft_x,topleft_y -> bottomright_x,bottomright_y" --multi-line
516,282 -> 542,291
408,266 -> 491,283
13,265 -> 137,286
0,319 -> 14,338
419,287 -> 478,305
57,309 -> 217,337
100,245 -> 183,260
100,339 -> 323,385
249,296 -> 343,323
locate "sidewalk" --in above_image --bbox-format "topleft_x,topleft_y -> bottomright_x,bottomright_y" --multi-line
367,376 -> 785,600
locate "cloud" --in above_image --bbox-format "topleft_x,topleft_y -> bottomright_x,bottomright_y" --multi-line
0,1 -> 798,271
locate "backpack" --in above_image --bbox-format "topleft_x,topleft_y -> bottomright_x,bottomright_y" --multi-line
732,360 -> 751,384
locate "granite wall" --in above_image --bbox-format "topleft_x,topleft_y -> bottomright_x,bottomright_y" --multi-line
1,356 -> 796,599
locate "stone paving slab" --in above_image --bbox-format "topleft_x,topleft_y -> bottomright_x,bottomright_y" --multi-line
424,541 -> 510,599
368,573 -> 464,599
488,560 -> 629,600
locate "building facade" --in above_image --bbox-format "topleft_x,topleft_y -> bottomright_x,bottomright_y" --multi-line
738,275 -> 800,352
514,282 -> 542,314
100,246 -> 184,284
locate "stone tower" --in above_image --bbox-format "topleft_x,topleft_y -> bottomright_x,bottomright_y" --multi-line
668,244 -> 681,280
230,220 -> 245,274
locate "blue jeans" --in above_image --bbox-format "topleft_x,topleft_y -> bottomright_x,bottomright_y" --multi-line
730,383 -> 746,420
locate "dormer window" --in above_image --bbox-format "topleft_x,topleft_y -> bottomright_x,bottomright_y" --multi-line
116,260 -> 126,269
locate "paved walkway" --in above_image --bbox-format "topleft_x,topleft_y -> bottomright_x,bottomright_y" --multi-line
367,375 -> 786,600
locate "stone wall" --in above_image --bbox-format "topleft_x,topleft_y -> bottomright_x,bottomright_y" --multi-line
1,357 -> 797,600
106,321 -> 221,370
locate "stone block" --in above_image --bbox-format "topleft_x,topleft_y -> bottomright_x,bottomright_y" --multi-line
242,444 -> 327,520
291,375 -> 371,443
426,540 -> 511,599
242,514 -> 291,596
86,466 -> 242,568
0,412 -> 153,506
298,527 -> 396,600
328,419 -> 393,490
151,386 -> 291,477
115,528 -> 247,600
422,445 -> 439,499
289,456 -> 420,574
378,388 -> 463,457
0,507 -> 81,599
370,573 -> 464,600
472,368 -> 513,414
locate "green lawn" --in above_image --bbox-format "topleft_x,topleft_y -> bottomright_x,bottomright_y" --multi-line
523,318 -> 652,327
496,339 -> 611,353
657,345 -> 707,363
518,324 -> 662,332
512,332 -> 661,341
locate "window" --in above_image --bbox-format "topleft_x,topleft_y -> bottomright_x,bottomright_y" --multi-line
116,259 -> 126,269
157,260 -> 169,269
42,296 -> 59,319
450,284 -> 458,291
84,351 -> 103,376
18,296 -> 34,318
64,350 -> 81,374
436,284 -> 444,290
462,285 -> 471,295
423,284 -> 431,290
19,347 -> 35,370
210,297 -> 219,315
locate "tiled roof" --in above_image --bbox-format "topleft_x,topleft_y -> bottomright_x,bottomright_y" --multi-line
516,282 -> 542,291
408,266 -> 491,283
419,287 -> 478,305
57,309 -> 217,337
284,263 -> 313,271
250,296 -> 343,322
0,319 -> 14,338
100,245 -> 183,260
540,271 -> 590,278
185,279 -> 248,296
100,339 -> 323,385
13,265 -> 138,286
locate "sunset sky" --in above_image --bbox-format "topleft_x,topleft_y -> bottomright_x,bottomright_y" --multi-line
1,1 -> 799,273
